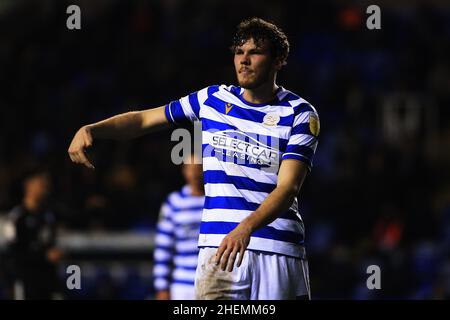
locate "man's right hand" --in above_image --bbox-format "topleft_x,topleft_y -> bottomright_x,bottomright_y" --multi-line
68,125 -> 95,169
68,107 -> 169,169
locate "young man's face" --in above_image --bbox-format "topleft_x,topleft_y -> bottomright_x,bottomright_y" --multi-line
234,37 -> 278,89
24,173 -> 52,204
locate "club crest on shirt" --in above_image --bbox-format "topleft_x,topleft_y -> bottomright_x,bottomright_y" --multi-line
225,103 -> 233,115
263,112 -> 280,126
309,112 -> 320,136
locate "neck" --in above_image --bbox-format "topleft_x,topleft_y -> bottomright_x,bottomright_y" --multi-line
242,79 -> 279,105
190,184 -> 204,197
24,196 -> 42,213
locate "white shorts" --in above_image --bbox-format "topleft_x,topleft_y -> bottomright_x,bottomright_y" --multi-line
195,247 -> 310,300
170,283 -> 196,300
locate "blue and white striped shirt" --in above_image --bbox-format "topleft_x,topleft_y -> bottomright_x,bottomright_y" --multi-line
165,85 -> 319,258
153,185 -> 204,291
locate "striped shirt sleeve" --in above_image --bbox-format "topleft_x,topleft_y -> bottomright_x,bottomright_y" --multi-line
153,200 -> 175,291
164,87 -> 210,125
282,103 -> 320,170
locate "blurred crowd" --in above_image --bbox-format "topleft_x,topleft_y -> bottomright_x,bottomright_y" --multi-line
0,0 -> 450,299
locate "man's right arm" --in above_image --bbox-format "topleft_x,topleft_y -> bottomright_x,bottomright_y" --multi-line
68,106 -> 169,168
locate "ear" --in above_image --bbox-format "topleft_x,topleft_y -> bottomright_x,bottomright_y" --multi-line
274,58 -> 284,71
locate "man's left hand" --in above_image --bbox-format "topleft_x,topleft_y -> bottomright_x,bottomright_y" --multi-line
215,224 -> 251,272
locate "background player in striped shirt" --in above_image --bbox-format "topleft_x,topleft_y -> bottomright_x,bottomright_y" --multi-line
69,17 -> 319,299
153,154 -> 204,300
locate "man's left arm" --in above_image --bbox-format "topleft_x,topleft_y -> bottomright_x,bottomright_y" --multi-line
215,159 -> 309,271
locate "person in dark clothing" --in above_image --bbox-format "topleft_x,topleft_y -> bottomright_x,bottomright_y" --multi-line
6,170 -> 63,299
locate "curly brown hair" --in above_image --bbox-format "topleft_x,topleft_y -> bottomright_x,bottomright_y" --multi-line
231,17 -> 290,67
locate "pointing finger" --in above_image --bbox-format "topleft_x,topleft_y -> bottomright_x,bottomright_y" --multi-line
78,150 -> 94,169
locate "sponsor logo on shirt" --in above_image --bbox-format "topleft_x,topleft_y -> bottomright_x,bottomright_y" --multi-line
225,103 -> 233,115
309,113 -> 320,136
263,112 -> 280,126
208,130 -> 280,171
